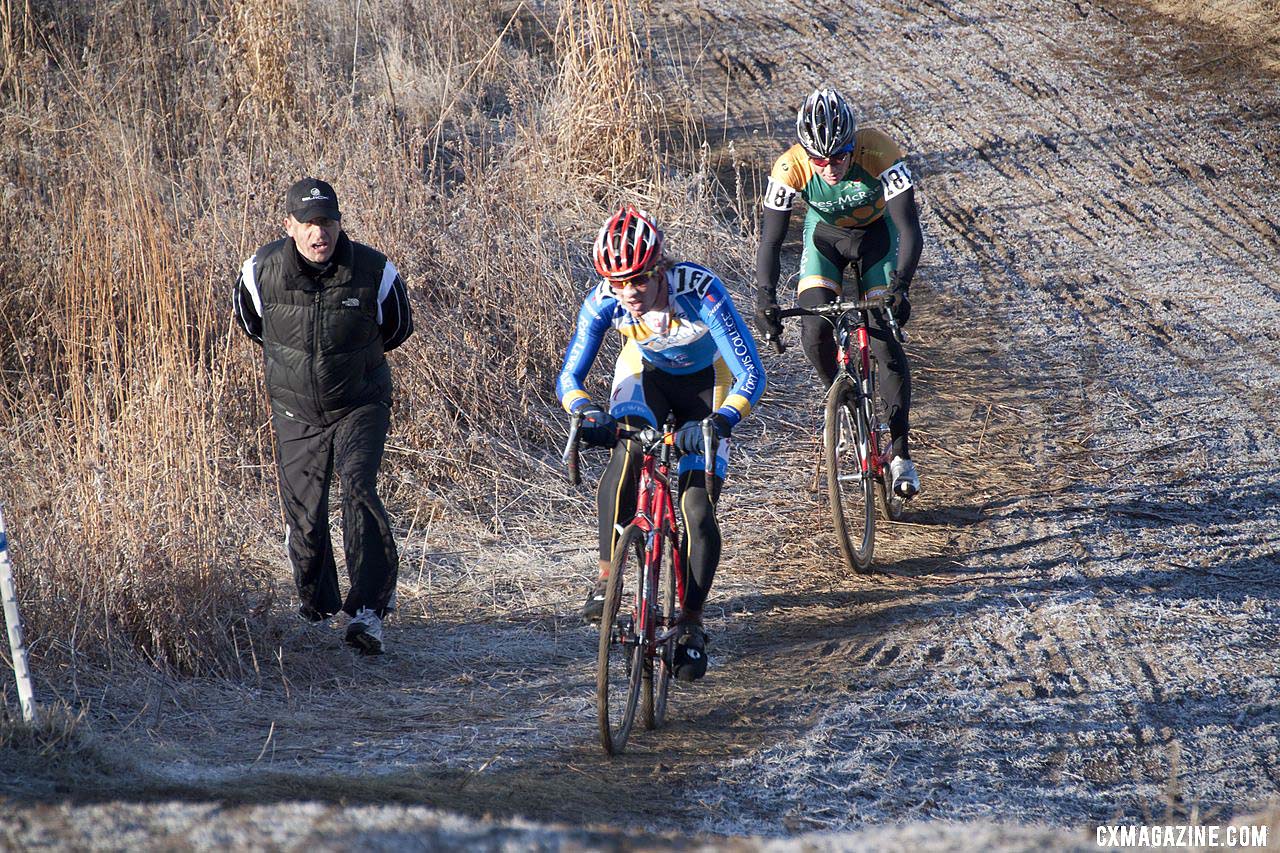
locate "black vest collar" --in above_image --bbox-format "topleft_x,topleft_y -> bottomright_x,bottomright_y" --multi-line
284,232 -> 354,291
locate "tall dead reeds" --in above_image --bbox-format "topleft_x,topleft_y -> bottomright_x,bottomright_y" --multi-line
0,0 -> 271,676
218,0 -> 297,128
553,0 -> 659,188
0,0 -> 34,107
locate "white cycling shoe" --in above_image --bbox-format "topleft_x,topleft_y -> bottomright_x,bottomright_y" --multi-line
890,456 -> 920,498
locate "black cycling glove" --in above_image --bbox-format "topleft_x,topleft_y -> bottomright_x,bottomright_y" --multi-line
754,290 -> 783,340
578,406 -> 618,448
887,270 -> 912,327
886,292 -> 912,327
674,414 -> 732,455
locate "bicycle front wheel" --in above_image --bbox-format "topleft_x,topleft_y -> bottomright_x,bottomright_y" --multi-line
598,523 -> 646,755
825,376 -> 875,573
643,529 -> 676,730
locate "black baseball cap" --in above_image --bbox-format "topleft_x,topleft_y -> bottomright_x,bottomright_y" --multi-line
286,178 -> 341,222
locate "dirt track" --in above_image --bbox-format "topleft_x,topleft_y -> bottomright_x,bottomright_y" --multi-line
4,0 -> 1279,847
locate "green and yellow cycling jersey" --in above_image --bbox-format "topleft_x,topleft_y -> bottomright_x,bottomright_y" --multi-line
763,128 -> 913,229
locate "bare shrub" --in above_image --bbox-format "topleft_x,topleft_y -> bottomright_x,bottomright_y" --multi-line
216,0 -> 299,127
0,0 -> 36,108
552,0 -> 659,187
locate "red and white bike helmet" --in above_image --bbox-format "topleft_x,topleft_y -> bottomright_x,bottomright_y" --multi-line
593,205 -> 664,282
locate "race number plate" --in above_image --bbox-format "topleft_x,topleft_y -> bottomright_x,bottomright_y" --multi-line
879,161 -> 914,201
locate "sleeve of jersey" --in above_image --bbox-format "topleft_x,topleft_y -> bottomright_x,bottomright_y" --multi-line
860,129 -> 913,200
233,255 -> 264,344
555,289 -> 614,414
376,260 -> 414,351
702,280 -> 766,426
762,149 -> 807,212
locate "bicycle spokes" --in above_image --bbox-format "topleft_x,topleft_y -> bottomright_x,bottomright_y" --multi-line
825,380 -> 876,573
598,525 -> 646,755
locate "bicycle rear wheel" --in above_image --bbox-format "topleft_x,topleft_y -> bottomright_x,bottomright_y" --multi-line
872,393 -> 905,521
643,529 -> 676,730
824,376 -> 875,572
598,523 -> 645,755
876,463 -> 906,521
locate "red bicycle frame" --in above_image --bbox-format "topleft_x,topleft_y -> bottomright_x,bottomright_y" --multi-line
777,295 -> 903,492
834,311 -> 888,481
563,418 -> 689,630
622,434 -> 686,645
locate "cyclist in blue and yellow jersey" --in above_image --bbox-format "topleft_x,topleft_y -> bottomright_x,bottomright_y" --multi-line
755,87 -> 924,498
558,205 -> 766,682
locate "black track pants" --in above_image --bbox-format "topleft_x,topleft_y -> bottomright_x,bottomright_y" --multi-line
273,402 -> 398,618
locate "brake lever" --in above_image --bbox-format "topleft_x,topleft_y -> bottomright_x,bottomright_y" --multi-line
885,307 -> 908,345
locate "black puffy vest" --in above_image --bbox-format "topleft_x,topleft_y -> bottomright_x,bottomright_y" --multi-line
252,233 -> 392,425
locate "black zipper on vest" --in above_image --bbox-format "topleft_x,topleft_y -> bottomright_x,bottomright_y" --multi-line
311,290 -> 323,413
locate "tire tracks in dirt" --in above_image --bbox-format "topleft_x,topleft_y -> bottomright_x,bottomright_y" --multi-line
650,0 -> 1280,834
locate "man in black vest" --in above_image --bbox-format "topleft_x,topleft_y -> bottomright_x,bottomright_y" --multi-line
234,178 -> 414,654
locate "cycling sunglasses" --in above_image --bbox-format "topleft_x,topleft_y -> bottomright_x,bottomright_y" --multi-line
809,146 -> 853,168
607,269 -> 660,293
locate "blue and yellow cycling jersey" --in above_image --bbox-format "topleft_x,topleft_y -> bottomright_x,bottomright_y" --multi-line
556,262 -> 766,427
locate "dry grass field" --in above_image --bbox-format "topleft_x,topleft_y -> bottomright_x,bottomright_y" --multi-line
0,0 -> 750,677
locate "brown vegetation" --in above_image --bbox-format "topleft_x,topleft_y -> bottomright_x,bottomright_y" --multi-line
1144,0 -> 1280,72
0,0 -> 752,683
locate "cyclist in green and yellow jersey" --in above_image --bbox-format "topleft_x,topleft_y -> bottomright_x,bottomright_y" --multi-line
755,88 -> 923,497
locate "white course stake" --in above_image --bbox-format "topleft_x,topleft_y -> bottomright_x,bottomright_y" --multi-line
0,504 -> 36,722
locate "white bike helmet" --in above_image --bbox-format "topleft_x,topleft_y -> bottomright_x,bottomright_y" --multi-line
796,88 -> 856,158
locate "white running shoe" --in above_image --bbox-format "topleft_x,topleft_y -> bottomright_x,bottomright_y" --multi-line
890,456 -> 920,498
344,607 -> 384,655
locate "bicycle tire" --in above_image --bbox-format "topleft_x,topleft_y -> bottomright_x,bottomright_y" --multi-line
824,376 -> 875,572
876,465 -> 905,521
597,524 -> 645,755
644,529 -> 676,730
871,391 -> 905,521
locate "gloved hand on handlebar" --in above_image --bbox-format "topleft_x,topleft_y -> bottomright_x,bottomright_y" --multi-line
674,413 -> 732,455
886,270 -> 912,327
886,292 -> 911,327
577,405 -> 618,448
754,290 -> 783,340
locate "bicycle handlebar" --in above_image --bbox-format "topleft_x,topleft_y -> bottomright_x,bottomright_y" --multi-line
764,294 -> 906,352
563,415 -> 720,483
614,424 -> 666,450
618,421 -> 718,478
563,411 -> 583,486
